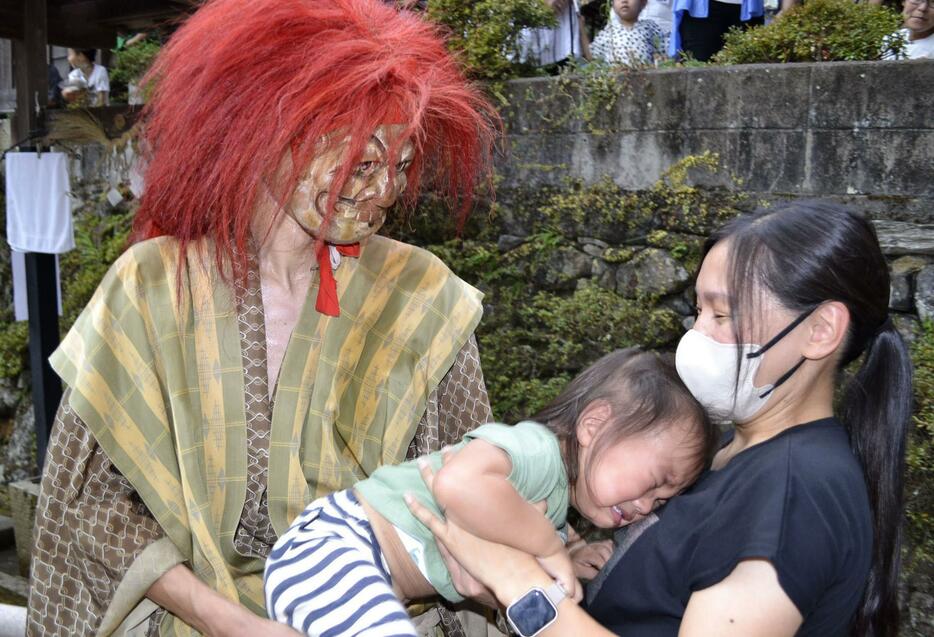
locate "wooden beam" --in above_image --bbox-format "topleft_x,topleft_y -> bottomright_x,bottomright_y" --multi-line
11,0 -> 47,142
1,0 -> 193,47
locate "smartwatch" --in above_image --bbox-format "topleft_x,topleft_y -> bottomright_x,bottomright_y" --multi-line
505,580 -> 567,637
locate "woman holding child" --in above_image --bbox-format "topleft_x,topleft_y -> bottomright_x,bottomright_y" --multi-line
410,202 -> 911,637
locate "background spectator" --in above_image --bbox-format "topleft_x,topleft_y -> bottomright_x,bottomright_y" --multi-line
517,0 -> 591,70
62,48 -> 109,106
641,0 -> 674,39
671,0 -> 765,60
592,0 -> 668,65
47,63 -> 62,108
894,0 -> 934,57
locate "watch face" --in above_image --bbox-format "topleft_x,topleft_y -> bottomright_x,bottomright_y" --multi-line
507,589 -> 558,637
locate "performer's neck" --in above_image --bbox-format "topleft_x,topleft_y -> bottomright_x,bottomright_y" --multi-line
250,201 -> 317,293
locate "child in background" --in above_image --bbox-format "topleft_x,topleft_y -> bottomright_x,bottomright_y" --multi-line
264,348 -> 718,636
592,0 -> 669,66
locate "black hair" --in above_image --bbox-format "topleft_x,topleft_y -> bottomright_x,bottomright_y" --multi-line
705,201 -> 912,637
532,348 -> 719,490
71,48 -> 97,63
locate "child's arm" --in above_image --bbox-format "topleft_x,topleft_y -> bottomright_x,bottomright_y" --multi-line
432,440 -> 581,600
433,439 -> 562,557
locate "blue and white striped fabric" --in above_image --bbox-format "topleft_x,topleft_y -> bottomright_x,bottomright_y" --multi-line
264,490 -> 418,637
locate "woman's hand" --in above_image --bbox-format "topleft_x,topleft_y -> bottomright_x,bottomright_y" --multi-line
569,539 -> 614,581
408,453 -> 615,637
433,530 -> 500,607
537,549 -> 583,602
405,459 -> 556,607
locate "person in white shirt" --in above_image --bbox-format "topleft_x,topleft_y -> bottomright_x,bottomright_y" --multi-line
517,0 -> 591,69
895,0 -> 934,58
592,0 -> 668,65
640,0 -> 673,38
63,48 -> 110,106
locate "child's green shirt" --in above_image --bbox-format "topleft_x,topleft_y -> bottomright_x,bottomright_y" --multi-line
355,421 -> 569,602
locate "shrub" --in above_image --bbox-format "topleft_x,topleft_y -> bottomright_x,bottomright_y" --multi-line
427,0 -> 556,82
402,155 -> 743,422
58,199 -> 135,332
108,40 -> 161,103
714,0 -> 906,64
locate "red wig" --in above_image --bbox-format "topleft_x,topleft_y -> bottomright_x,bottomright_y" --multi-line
132,0 -> 498,279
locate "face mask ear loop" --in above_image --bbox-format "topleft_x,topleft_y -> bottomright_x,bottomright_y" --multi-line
745,307 -> 815,360
757,356 -> 807,399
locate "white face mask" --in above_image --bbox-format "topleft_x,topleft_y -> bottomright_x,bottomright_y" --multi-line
675,311 -> 811,424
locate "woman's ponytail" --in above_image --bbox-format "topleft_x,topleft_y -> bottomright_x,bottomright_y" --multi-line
842,322 -> 913,637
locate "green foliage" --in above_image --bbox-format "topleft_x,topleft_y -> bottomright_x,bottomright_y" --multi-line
0,187 -> 28,382
906,322 -> 934,569
551,60 -> 628,133
399,154 -> 744,421
58,202 -> 134,332
0,323 -> 27,381
426,0 -> 556,82
109,40 -> 161,103
531,151 -> 745,243
715,0 -> 906,64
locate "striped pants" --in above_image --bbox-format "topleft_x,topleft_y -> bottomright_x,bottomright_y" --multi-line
264,490 -> 418,637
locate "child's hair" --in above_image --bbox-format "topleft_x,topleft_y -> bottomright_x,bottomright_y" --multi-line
532,348 -> 719,488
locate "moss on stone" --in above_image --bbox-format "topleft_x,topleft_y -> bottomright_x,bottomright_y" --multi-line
906,321 -> 934,571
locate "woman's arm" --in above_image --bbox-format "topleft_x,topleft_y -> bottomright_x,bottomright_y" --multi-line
679,560 -> 802,637
407,461 -> 612,635
406,491 -> 611,635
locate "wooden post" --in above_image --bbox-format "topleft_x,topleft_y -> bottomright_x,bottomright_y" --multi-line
12,0 -> 59,473
12,0 -> 46,143
23,251 -> 60,474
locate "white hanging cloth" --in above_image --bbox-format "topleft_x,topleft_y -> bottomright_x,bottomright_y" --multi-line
11,250 -> 63,321
4,152 -> 74,253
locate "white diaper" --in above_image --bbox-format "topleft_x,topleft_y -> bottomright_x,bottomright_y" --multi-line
393,524 -> 432,582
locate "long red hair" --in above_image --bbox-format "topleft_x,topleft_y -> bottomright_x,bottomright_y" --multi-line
133,0 -> 498,280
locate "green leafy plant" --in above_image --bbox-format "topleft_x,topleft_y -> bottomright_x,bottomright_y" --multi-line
109,40 -> 161,103
714,0 -> 906,64
427,0 -> 556,83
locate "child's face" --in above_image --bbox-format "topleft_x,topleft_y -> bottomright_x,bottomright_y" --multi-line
613,0 -> 645,24
572,419 -> 701,529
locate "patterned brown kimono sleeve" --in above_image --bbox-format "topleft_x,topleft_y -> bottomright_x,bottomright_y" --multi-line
408,334 -> 493,459
26,389 -> 165,637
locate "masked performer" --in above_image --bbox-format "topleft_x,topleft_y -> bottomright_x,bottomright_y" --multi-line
26,0 -> 500,634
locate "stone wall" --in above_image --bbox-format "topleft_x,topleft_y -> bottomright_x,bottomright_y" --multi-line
486,59 -> 933,635
494,57 -> 934,342
498,59 -> 934,223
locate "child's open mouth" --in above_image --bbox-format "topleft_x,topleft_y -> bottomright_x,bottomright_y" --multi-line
612,505 -> 632,526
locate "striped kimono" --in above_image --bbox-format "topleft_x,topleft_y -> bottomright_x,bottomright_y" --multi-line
26,235 -> 495,636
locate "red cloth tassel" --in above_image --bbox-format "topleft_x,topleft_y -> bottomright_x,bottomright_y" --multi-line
315,242 -> 361,317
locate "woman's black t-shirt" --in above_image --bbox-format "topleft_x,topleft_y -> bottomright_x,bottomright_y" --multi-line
586,418 -> 872,636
